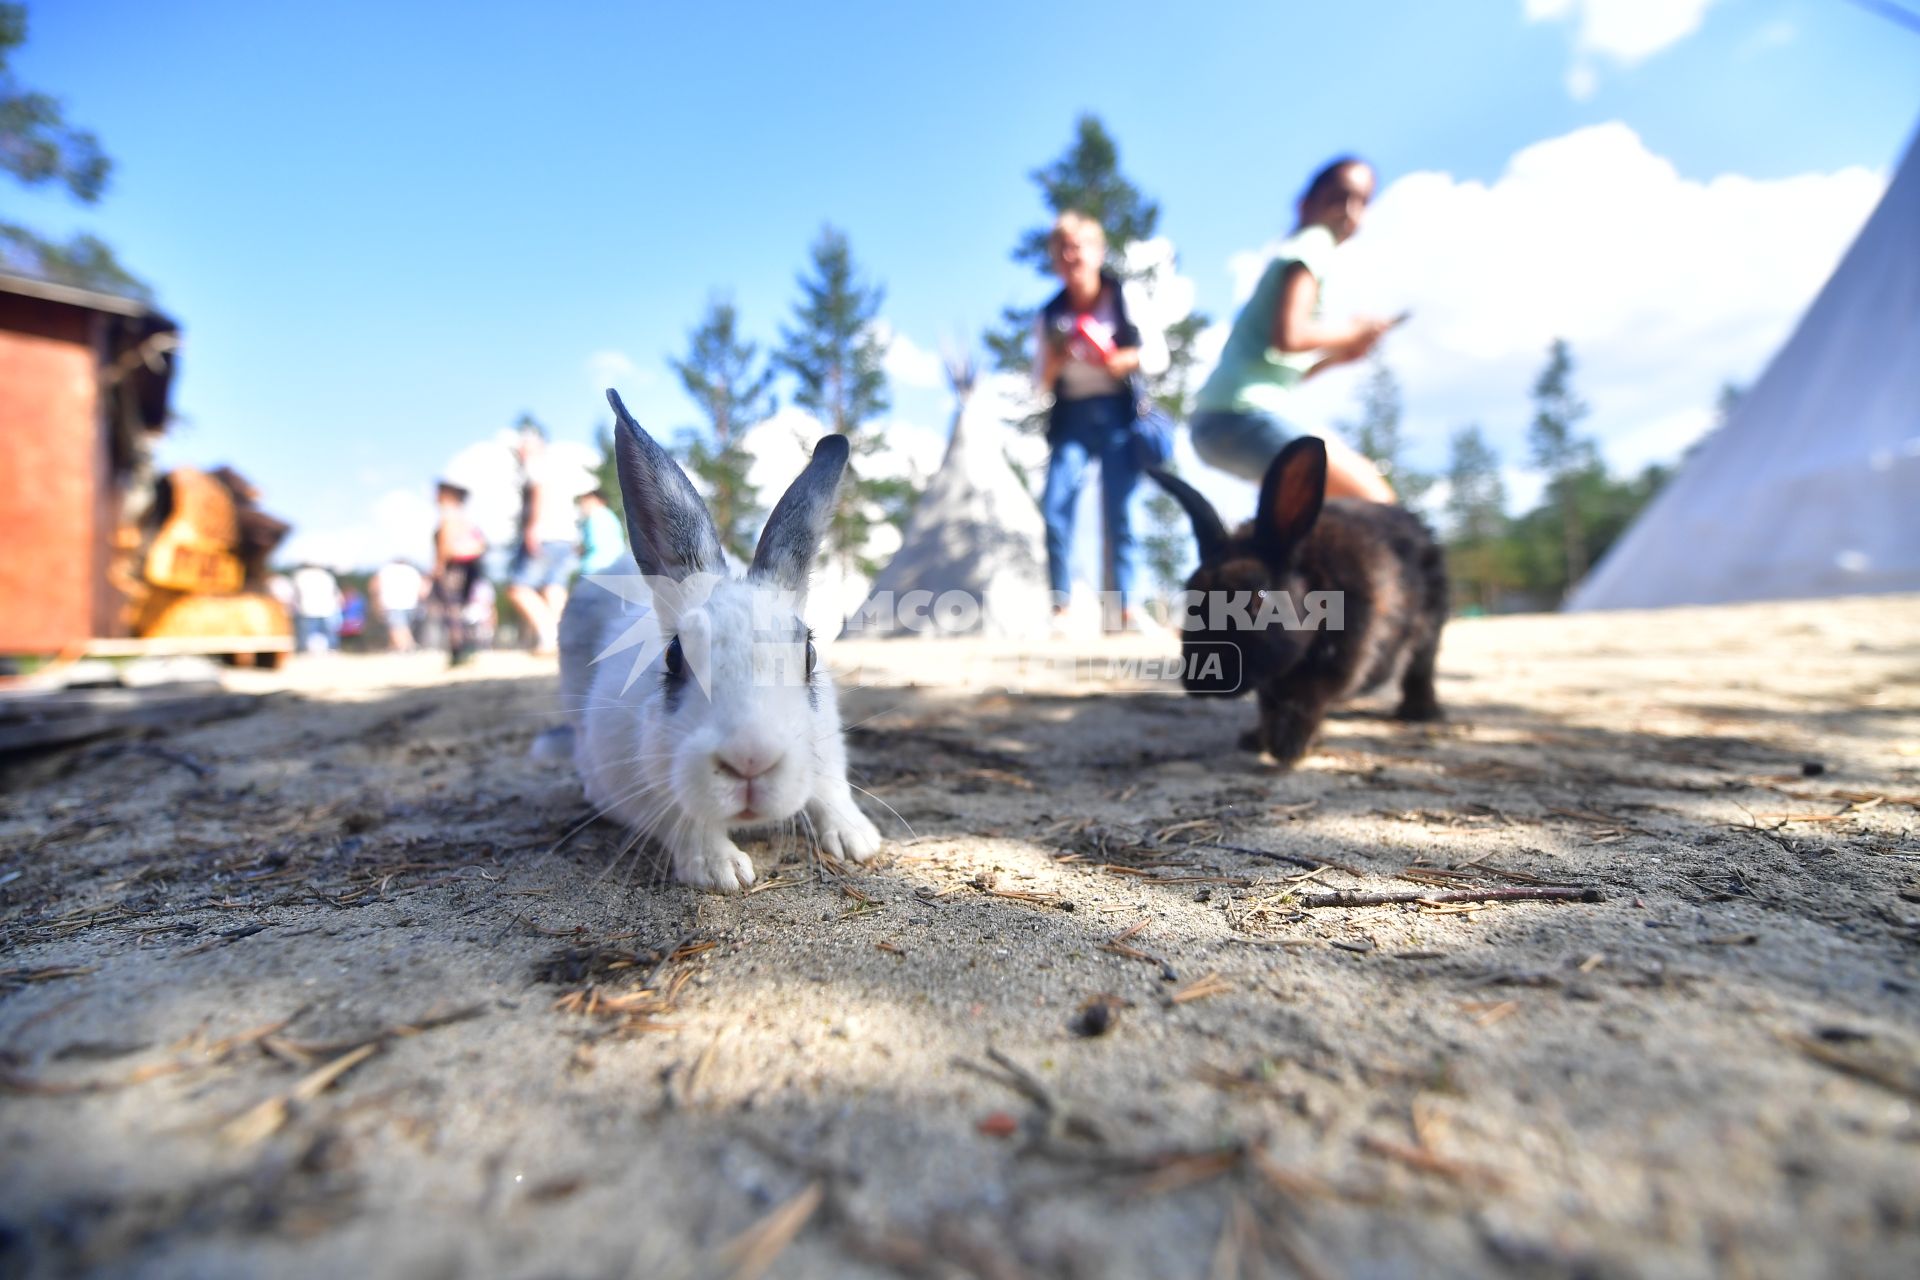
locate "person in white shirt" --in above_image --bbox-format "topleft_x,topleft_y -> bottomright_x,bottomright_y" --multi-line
290,564 -> 342,653
506,421 -> 581,656
373,558 -> 426,652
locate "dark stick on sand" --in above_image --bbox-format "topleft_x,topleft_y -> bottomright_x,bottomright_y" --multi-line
1298,886 -> 1604,909
1200,842 -> 1365,876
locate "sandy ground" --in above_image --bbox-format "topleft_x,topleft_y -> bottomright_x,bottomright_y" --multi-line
3,596 -> 1919,1280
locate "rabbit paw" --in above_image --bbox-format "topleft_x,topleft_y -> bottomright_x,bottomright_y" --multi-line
1394,696 -> 1444,723
811,798 -> 881,864
673,834 -> 757,894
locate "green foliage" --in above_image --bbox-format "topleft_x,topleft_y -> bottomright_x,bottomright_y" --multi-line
0,6 -> 108,201
672,297 -> 776,446
1443,425 -> 1512,610
775,226 -> 903,576
676,432 -> 760,564
592,425 -> 623,528
667,297 -> 774,562
0,4 -> 148,298
1437,355 -> 1684,612
1153,311 -> 1210,421
982,301 -> 1039,383
0,224 -> 149,298
1715,381 -> 1745,424
1444,425 -> 1505,543
1526,338 -> 1600,596
1527,338 -> 1595,475
1141,482 -> 1190,600
1344,357 -> 1433,517
1010,114 -> 1160,277
777,226 -> 889,434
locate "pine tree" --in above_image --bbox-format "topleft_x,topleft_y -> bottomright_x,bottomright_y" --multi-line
1345,357 -> 1433,515
592,425 -> 623,526
1444,425 -> 1508,611
1140,313 -> 1208,606
670,297 -> 772,561
672,297 -> 776,447
775,226 -> 901,577
1350,358 -> 1404,473
1012,115 -> 1160,277
0,4 -> 148,298
1715,381 -> 1746,425
1527,338 -> 1599,596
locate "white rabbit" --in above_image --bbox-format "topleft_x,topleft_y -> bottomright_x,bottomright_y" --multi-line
552,389 -> 881,893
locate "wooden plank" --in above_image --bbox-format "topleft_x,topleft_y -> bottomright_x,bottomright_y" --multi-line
0,683 -> 261,754
84,635 -> 291,657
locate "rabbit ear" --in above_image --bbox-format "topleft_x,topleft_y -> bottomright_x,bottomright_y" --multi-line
1255,436 -> 1327,561
607,389 -> 726,581
1147,467 -> 1228,565
750,434 -> 850,596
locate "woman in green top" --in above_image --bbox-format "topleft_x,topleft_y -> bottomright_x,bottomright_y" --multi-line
1190,156 -> 1399,502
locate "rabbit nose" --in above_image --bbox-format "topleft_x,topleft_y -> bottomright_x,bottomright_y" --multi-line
715,747 -> 781,781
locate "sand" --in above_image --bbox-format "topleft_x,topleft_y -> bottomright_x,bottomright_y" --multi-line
3,595 -> 1918,1279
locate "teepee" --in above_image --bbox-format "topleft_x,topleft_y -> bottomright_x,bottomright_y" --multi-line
842,357 -> 1053,638
1568,124 -> 1920,612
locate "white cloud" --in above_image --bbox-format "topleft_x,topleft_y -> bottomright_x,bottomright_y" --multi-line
1120,236 -> 1199,332
739,407 -> 945,496
875,322 -> 948,390
1738,19 -> 1797,57
280,486 -> 437,572
1526,0 -> 1717,62
1207,123 -> 1884,498
282,431 -> 601,572
586,349 -> 652,392
1527,0 -> 1719,96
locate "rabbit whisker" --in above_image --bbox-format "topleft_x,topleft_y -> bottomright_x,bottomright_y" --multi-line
845,781 -> 914,840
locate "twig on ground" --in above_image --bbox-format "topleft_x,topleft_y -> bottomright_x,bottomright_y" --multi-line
717,1181 -> 824,1280
951,1047 -> 1055,1114
0,1010 -> 304,1096
218,1003 -> 486,1145
221,1042 -> 379,1146
0,964 -> 97,990
1200,842 -> 1365,877
80,740 -> 214,779
1781,1030 -> 1920,1101
1170,973 -> 1233,1005
1357,1134 -> 1505,1191
1297,886 -> 1603,909
1099,920 -> 1180,982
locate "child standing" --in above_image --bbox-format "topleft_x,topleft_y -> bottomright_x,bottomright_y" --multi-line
433,480 -> 488,667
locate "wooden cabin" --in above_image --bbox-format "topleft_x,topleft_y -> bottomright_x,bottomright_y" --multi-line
0,272 -> 185,655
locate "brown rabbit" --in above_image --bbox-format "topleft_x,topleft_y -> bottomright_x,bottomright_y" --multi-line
1150,437 -> 1447,765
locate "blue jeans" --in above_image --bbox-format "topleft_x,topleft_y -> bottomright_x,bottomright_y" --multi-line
1190,408 -> 1297,483
1042,393 -> 1140,607
510,540 -> 579,590
295,616 -> 336,651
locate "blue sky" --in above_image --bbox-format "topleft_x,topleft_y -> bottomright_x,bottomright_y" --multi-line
11,0 -> 1919,569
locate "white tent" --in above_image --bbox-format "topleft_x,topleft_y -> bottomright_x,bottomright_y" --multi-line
734,407 -> 944,640
843,361 -> 1053,639
1569,124 -> 1920,612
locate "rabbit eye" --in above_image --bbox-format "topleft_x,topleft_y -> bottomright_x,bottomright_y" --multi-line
664,635 -> 685,677
804,637 -> 818,677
